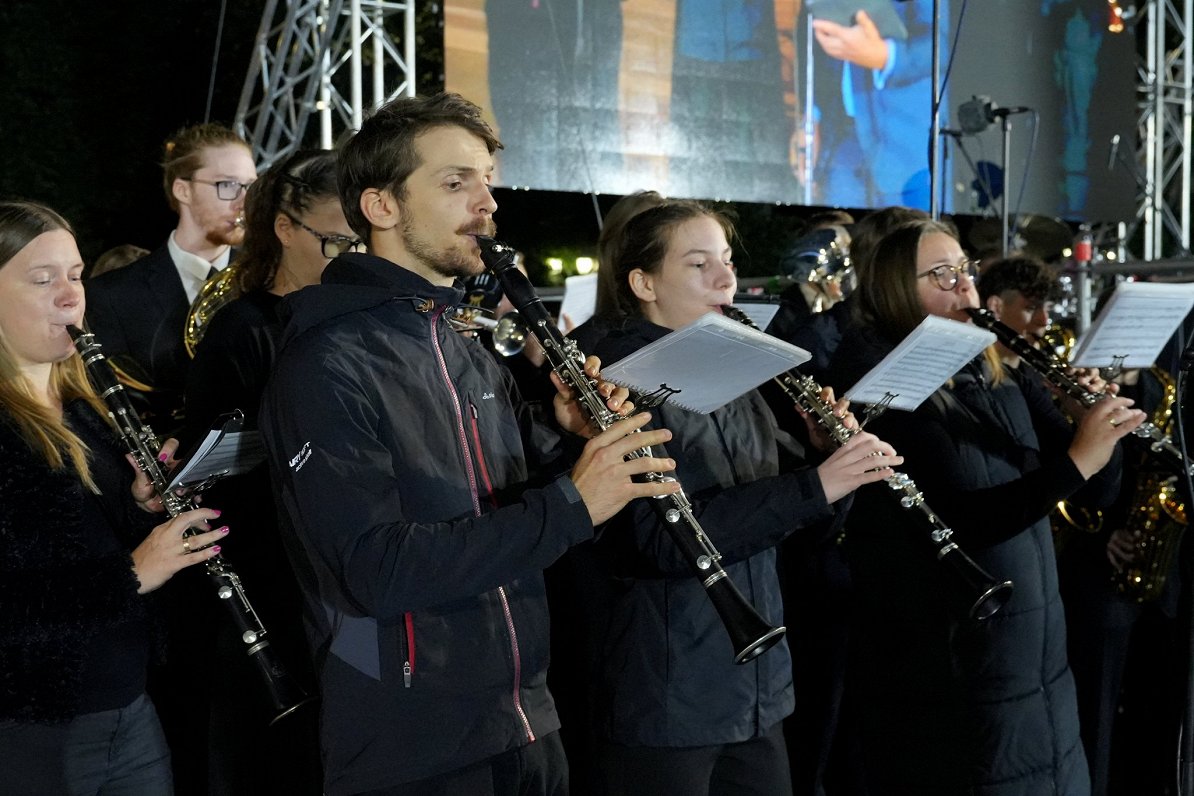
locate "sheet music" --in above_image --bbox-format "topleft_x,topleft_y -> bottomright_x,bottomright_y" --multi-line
731,302 -> 781,330
1070,282 -> 1194,368
558,273 -> 598,330
169,430 -> 266,490
600,312 -> 811,414
845,315 -> 996,411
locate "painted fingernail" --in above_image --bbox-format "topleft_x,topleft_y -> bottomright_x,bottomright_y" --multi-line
211,545 -> 221,554
211,509 -> 222,517
158,452 -> 169,462
217,526 -> 230,535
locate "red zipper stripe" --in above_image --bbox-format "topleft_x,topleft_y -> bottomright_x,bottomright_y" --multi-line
468,403 -> 499,509
403,611 -> 415,688
498,585 -> 534,741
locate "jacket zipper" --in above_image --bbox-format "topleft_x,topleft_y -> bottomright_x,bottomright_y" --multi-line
429,307 -> 482,517
469,402 -> 499,510
428,308 -> 534,742
403,612 -> 415,688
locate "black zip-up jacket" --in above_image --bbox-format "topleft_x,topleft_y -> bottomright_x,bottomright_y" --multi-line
828,324 -> 1124,795
586,319 -> 843,747
259,252 -> 594,794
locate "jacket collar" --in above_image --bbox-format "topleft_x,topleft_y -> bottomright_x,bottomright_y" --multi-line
279,252 -> 466,347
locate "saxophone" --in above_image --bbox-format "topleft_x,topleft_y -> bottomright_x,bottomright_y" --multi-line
1112,367 -> 1189,603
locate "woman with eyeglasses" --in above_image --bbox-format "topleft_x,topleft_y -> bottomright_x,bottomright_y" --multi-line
825,218 -> 1144,795
185,149 -> 359,433
179,149 -> 355,794
0,200 -> 227,793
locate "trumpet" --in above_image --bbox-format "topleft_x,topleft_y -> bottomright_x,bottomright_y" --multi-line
722,306 -> 1013,620
965,308 -> 1194,477
69,325 -> 315,724
448,306 -> 530,357
477,237 -> 786,664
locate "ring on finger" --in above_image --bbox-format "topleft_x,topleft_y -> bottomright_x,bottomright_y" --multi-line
182,539 -> 192,553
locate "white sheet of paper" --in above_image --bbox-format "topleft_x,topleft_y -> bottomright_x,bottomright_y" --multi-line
600,312 -> 811,414
1071,281 -> 1194,368
845,315 -> 996,411
558,273 -> 598,330
169,430 -> 265,489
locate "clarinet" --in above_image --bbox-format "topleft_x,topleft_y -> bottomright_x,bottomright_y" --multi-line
68,326 -> 315,724
477,238 -> 785,664
721,307 -> 1013,620
965,308 -> 1194,477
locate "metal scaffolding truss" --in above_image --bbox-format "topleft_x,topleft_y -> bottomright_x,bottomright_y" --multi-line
235,0 -> 416,169
1128,0 -> 1193,259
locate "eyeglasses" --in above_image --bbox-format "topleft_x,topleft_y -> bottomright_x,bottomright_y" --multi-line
183,177 -> 255,201
917,258 -> 979,291
285,213 -> 364,258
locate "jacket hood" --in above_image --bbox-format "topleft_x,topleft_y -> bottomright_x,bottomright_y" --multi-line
278,252 -> 465,349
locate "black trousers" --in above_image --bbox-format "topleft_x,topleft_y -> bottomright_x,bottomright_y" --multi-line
595,722 -> 792,796
357,731 -> 568,796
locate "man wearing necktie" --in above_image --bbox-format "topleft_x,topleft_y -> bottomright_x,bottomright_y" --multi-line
85,122 -> 256,433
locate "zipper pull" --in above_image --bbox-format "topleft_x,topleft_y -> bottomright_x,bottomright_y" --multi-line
403,661 -> 412,688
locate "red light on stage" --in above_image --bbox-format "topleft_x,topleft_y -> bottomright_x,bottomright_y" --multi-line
1108,0 -> 1125,33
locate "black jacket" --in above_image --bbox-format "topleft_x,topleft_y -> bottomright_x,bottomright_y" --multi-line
85,246 -> 191,430
585,318 -> 842,747
259,252 -> 594,794
828,323 -> 1120,795
0,402 -> 150,723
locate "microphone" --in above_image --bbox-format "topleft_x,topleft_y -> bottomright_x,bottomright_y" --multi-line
1107,133 -> 1121,171
958,96 -> 1033,134
989,105 -> 1032,117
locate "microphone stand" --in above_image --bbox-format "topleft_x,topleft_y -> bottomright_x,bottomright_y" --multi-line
1179,341 -> 1194,796
929,0 -> 942,219
801,9 -> 816,206
1000,113 -> 1012,257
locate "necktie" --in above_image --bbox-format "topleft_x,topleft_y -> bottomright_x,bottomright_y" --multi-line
205,265 -> 219,280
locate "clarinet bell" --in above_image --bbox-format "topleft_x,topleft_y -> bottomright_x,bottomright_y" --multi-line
705,575 -> 787,664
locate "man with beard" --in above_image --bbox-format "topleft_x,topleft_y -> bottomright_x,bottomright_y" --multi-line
85,122 -> 256,432
259,92 -> 680,795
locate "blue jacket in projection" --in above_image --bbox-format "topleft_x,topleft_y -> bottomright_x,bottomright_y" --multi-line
815,0 -> 945,208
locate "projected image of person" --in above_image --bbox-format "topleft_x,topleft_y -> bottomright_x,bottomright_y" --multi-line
801,1 -> 946,209
1043,0 -> 1103,216
486,0 -> 623,192
668,0 -> 793,202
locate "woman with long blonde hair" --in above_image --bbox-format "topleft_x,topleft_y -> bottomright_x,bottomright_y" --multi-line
0,200 -> 225,793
